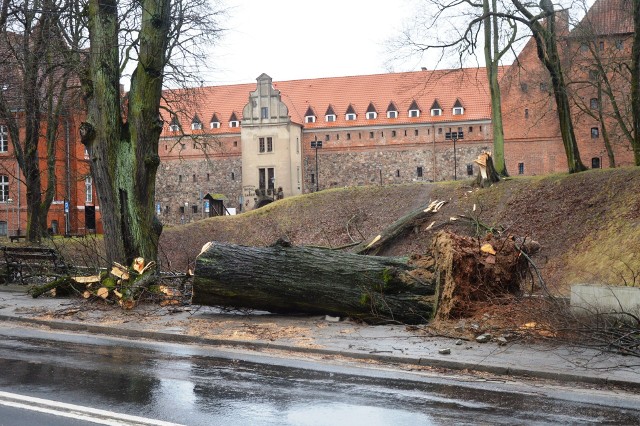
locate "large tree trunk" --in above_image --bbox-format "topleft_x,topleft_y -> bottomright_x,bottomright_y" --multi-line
632,0 -> 640,165
193,241 -> 438,324
84,0 -> 168,265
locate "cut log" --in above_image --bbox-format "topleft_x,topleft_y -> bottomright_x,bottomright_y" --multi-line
193,241 -> 438,324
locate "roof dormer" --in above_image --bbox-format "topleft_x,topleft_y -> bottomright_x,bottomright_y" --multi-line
325,105 -> 336,122
409,100 -> 421,118
169,115 -> 180,132
191,114 -> 202,130
386,102 -> 398,119
229,112 -> 240,128
210,113 -> 220,129
304,106 -> 316,123
452,99 -> 464,116
365,103 -> 377,119
345,104 -> 357,121
430,100 -> 442,117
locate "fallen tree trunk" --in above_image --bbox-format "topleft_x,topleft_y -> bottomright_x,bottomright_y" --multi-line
193,241 -> 437,324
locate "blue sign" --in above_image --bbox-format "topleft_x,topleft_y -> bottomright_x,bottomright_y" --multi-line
64,200 -> 69,213
204,200 -> 210,213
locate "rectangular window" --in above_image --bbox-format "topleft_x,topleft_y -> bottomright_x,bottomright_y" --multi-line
346,113 -> 356,121
468,126 -> 473,133
259,137 -> 265,153
410,109 -> 421,117
429,109 -> 439,117
366,112 -> 377,119
326,115 -> 336,122
261,107 -> 268,119
525,108 -> 529,119
616,39 -> 624,50
452,107 -> 463,115
193,174 -> 196,182
325,134 -> 330,141
392,130 -> 396,137
230,121 -> 239,127
438,128 -> 442,134
231,172 -> 235,180
310,173 -> 315,184
387,110 -> 398,118
259,168 -> 266,191
305,116 -> 316,123
590,98 -> 599,109
599,41 -> 604,51
591,127 -> 599,138
414,129 -> 418,136
336,134 -> 340,140
0,125 -> 7,152
178,175 -> 182,183
417,167 -> 423,178
591,157 -> 601,169
179,206 -> 185,214
346,133 -> 351,140
85,176 -> 93,203
396,169 -> 400,177
518,163 -> 524,175
207,173 -> 210,181
369,132 -> 374,139
192,205 -> 198,214
267,137 -> 273,152
0,175 -> 8,202
467,164 -> 474,176
259,167 -> 274,192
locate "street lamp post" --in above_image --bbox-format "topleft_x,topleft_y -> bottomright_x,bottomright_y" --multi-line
310,138 -> 323,191
5,198 -> 12,237
452,132 -> 458,181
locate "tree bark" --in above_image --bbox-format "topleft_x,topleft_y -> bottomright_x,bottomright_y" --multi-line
85,0 -> 168,265
193,242 -> 437,324
632,0 -> 640,165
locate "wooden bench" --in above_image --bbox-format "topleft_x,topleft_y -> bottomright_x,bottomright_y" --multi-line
9,235 -> 26,243
1,246 -> 69,284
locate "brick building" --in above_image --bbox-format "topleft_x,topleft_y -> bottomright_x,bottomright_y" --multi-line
1,0 -> 635,232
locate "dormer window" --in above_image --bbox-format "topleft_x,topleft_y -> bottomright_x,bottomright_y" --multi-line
409,100 -> 421,118
365,103 -> 377,119
325,105 -> 337,123
229,112 -> 239,128
429,100 -> 442,117
169,115 -> 180,132
387,102 -> 398,119
304,106 -> 316,123
210,113 -> 220,129
345,104 -> 357,121
191,115 -> 202,130
452,99 -> 464,116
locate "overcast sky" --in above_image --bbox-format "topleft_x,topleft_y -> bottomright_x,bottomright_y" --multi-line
205,0 -> 418,85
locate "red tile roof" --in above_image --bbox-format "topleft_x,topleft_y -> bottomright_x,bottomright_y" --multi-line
160,68 -> 494,137
572,0 -> 633,36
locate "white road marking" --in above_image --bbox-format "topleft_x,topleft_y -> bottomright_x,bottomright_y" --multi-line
0,391 -> 184,426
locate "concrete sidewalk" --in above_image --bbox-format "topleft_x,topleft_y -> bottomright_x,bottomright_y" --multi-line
1,286 -> 639,389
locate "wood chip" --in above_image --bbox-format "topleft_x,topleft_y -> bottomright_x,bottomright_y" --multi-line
96,287 -> 109,299
72,275 -> 101,284
481,243 -> 496,255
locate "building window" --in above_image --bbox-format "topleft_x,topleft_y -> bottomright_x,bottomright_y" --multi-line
520,83 -> 528,92
588,70 -> 598,80
178,174 -> 182,183
591,127 -> 599,138
468,126 -> 473,133
346,133 -> 351,140
192,174 -> 196,182
417,166 -> 423,178
438,128 -> 442,134
207,173 -> 210,181
179,206 -> 184,214
467,164 -> 474,176
590,98 -> 599,109
325,134 -> 330,141
366,112 -> 377,119
192,205 -> 198,214
518,163 -> 524,175
210,121 -> 220,129
267,137 -> 273,152
599,41 -> 604,51
191,121 -> 202,130
259,137 -> 265,153
259,167 -> 275,192
0,175 -> 8,202
305,115 -> 316,123
229,120 -> 239,127
261,107 -> 269,119
310,173 -> 315,184
409,109 -> 421,118
591,157 -> 601,169
414,129 -> 419,136
0,125 -> 7,152
525,108 -> 529,119
85,176 -> 93,203
452,107 -> 464,115
580,43 -> 589,52
387,110 -> 398,119
336,134 -> 340,140
231,172 -> 235,180
616,39 -> 624,50
169,124 -> 179,132
325,114 -> 336,122
392,130 -> 396,137
396,169 -> 400,177
233,141 -> 238,147
346,113 -> 356,121
369,132 -> 374,139
540,82 -> 548,91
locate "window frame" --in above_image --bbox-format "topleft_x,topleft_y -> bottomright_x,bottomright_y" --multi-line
305,115 -> 316,123
345,113 -> 356,121
452,107 -> 464,116
387,110 -> 398,119
365,111 -> 377,119
229,120 -> 240,128
0,175 -> 8,202
0,125 -> 7,153
325,114 -> 336,122
210,121 -> 220,129
410,109 -> 421,118
85,176 -> 93,204
191,122 -> 202,130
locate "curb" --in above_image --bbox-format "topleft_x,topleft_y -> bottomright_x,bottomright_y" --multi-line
2,314 -> 638,390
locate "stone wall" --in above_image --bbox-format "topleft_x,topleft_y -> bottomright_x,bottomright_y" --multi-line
155,156 -> 242,225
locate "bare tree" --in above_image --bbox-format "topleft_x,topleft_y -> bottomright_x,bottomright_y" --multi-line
0,0 -> 82,241
81,0 -> 223,265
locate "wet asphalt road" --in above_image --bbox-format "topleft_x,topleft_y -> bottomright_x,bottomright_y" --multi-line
0,325 -> 639,425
